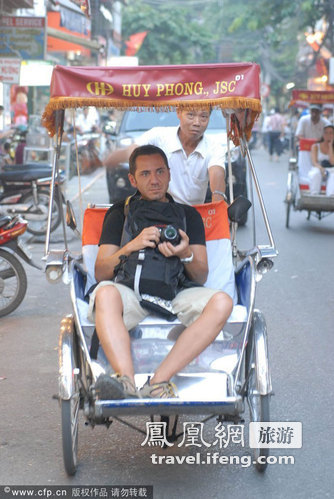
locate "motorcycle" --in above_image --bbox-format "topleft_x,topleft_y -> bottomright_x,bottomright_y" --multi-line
0,125 -> 27,166
0,214 -> 40,317
0,162 -> 65,236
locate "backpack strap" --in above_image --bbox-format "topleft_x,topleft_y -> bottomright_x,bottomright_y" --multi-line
120,193 -> 139,247
133,249 -> 145,300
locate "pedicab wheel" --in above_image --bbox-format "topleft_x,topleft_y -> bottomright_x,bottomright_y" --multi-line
247,339 -> 270,473
61,390 -> 80,476
59,316 -> 80,476
248,391 -> 270,472
0,249 -> 27,317
22,188 -> 62,236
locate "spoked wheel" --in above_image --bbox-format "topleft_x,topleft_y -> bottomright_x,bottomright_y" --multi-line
0,249 -> 27,317
59,317 -> 81,476
22,188 -> 62,236
61,390 -> 80,476
247,337 -> 270,472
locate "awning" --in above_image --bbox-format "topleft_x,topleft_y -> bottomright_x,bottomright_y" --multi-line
42,62 -> 262,143
4,0 -> 34,10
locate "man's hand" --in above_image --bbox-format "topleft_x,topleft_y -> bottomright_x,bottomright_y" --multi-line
95,225 -> 160,282
157,229 -> 191,259
128,226 -> 161,252
158,229 -> 208,284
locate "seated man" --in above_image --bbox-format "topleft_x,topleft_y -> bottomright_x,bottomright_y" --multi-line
88,144 -> 233,400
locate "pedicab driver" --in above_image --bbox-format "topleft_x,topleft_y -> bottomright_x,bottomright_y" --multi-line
295,104 -> 331,184
89,145 -> 233,400
295,104 -> 330,140
104,108 -> 227,205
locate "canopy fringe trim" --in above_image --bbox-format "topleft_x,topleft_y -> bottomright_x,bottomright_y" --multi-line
42,96 -> 262,138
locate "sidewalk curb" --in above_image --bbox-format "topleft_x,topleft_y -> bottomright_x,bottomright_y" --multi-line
68,168 -> 106,202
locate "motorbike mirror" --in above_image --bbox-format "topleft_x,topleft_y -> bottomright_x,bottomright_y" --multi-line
227,195 -> 252,224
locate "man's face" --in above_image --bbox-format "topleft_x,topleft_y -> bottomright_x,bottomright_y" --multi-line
128,153 -> 170,202
310,109 -> 321,124
177,109 -> 210,141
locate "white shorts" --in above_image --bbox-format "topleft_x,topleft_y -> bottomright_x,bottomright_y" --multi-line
88,281 -> 222,330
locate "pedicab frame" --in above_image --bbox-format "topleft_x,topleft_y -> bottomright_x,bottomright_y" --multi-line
42,62 -> 277,475
285,89 -> 334,228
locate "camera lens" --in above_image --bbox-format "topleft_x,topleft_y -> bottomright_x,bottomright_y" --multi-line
164,226 -> 177,239
161,225 -> 180,245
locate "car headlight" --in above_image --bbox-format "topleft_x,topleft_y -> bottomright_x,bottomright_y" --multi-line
119,137 -> 134,147
116,177 -> 127,188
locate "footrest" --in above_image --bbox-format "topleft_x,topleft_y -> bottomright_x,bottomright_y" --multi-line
297,194 -> 334,211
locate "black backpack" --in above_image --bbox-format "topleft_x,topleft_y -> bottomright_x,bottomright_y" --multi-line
113,195 -> 194,319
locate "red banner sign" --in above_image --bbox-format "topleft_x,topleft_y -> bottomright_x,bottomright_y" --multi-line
49,62 -> 260,102
290,89 -> 334,106
43,62 -> 262,138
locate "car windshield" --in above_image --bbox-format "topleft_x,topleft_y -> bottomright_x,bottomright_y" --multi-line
121,109 -> 227,134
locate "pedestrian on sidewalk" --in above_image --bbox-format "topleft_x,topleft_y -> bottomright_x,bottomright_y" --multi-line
267,108 -> 285,161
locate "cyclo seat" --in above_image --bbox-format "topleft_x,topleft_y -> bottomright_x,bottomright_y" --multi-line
298,138 -> 326,193
73,200 -> 249,402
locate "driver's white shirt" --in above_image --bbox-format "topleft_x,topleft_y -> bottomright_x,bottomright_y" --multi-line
295,115 -> 330,140
136,126 -> 226,205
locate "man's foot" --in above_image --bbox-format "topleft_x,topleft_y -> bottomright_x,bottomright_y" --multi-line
139,378 -> 178,398
95,374 -> 138,400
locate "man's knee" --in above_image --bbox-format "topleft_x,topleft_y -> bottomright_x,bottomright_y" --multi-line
207,291 -> 233,318
95,284 -> 122,311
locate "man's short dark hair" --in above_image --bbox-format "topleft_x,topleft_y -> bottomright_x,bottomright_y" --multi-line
129,144 -> 169,175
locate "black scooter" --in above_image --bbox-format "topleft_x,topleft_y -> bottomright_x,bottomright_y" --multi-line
0,162 -> 65,236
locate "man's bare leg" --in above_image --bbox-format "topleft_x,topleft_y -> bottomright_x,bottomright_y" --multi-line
150,292 -> 233,384
95,285 -> 135,382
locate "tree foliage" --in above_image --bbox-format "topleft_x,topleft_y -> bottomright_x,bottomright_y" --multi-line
121,0 -> 334,106
121,0 -> 215,64
207,0 -> 333,93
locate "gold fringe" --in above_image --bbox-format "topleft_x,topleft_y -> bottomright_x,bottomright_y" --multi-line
42,96 -> 262,139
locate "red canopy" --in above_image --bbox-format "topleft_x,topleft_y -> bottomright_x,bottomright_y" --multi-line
289,89 -> 334,107
42,62 -> 262,141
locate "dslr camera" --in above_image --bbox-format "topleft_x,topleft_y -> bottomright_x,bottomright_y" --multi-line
159,225 -> 181,245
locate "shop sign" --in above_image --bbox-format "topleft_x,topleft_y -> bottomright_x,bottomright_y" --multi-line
0,16 -> 46,60
20,60 -> 54,86
0,57 -> 21,84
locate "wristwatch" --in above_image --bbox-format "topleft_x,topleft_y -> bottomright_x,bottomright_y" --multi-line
212,190 -> 228,202
180,251 -> 194,264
